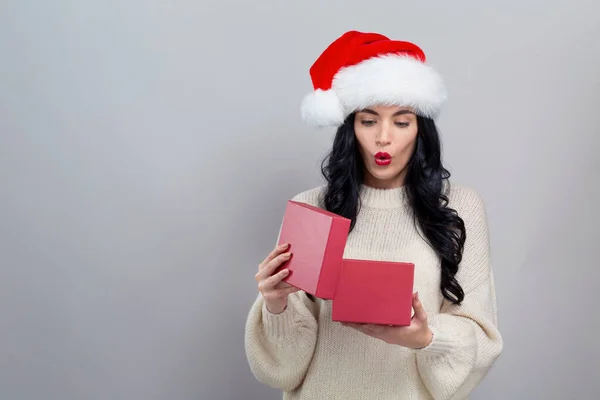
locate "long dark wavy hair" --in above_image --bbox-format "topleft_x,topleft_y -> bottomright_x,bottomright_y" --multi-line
319,113 -> 466,305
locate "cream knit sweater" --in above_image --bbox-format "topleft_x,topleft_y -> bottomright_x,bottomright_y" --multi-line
244,183 -> 503,400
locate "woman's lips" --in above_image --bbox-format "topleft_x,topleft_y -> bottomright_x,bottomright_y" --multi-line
374,152 -> 392,166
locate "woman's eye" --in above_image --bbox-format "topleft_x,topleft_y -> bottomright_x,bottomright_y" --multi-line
361,120 -> 376,127
395,122 -> 409,128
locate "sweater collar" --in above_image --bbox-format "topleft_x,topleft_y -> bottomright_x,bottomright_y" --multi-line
359,184 -> 409,209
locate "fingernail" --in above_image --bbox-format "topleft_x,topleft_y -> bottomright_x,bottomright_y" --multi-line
280,243 -> 288,249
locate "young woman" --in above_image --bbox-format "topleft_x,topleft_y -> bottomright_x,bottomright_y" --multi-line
244,30 -> 503,400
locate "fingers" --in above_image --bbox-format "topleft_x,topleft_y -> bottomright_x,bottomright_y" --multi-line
278,285 -> 300,296
366,324 -> 386,332
254,243 -> 298,313
360,324 -> 386,333
262,284 -> 299,299
255,251 -> 291,282
276,281 -> 294,289
258,243 -> 289,271
412,292 -> 427,321
257,265 -> 294,294
264,268 -> 290,288
342,322 -> 382,332
261,276 -> 300,304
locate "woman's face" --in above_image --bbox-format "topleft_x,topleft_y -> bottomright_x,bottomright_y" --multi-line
353,105 -> 419,189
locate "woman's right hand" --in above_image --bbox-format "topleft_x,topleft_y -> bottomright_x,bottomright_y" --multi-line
255,243 -> 300,314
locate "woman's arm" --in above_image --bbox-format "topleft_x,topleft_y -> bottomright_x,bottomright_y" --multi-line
244,290 -> 318,391
414,188 -> 503,400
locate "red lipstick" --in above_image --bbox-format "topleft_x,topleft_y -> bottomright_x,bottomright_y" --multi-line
374,152 -> 392,166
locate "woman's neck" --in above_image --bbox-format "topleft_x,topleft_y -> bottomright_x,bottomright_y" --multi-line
362,170 -> 406,190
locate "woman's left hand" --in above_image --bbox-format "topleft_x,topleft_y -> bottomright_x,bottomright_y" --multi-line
343,292 -> 433,349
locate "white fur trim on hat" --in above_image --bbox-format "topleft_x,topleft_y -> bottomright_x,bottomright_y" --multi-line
302,54 -> 447,128
300,88 -> 345,127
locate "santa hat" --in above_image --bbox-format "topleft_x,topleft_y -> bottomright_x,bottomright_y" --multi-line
301,30 -> 447,127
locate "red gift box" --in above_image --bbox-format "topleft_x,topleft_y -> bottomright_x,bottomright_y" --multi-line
332,259 -> 415,326
276,200 -> 351,299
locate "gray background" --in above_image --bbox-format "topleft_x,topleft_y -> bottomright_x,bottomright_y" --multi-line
1,1 -> 599,399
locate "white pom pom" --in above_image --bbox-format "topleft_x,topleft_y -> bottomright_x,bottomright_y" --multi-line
300,89 -> 345,128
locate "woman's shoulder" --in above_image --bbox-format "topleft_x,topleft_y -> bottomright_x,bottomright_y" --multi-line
444,182 -> 487,219
444,183 -> 491,248
289,184 -> 327,208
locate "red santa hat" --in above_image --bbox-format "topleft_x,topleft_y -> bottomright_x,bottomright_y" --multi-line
301,30 -> 447,127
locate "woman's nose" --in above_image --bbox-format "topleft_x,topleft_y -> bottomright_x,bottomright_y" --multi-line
376,124 -> 392,146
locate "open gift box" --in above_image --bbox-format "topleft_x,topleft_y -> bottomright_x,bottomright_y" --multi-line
276,200 -> 415,326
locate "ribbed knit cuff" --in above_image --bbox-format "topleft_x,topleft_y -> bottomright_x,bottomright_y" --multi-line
414,324 -> 456,356
261,302 -> 295,341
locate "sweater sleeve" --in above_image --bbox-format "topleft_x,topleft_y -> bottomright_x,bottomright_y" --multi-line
414,188 -> 504,400
244,290 -> 319,391
244,188 -> 325,391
